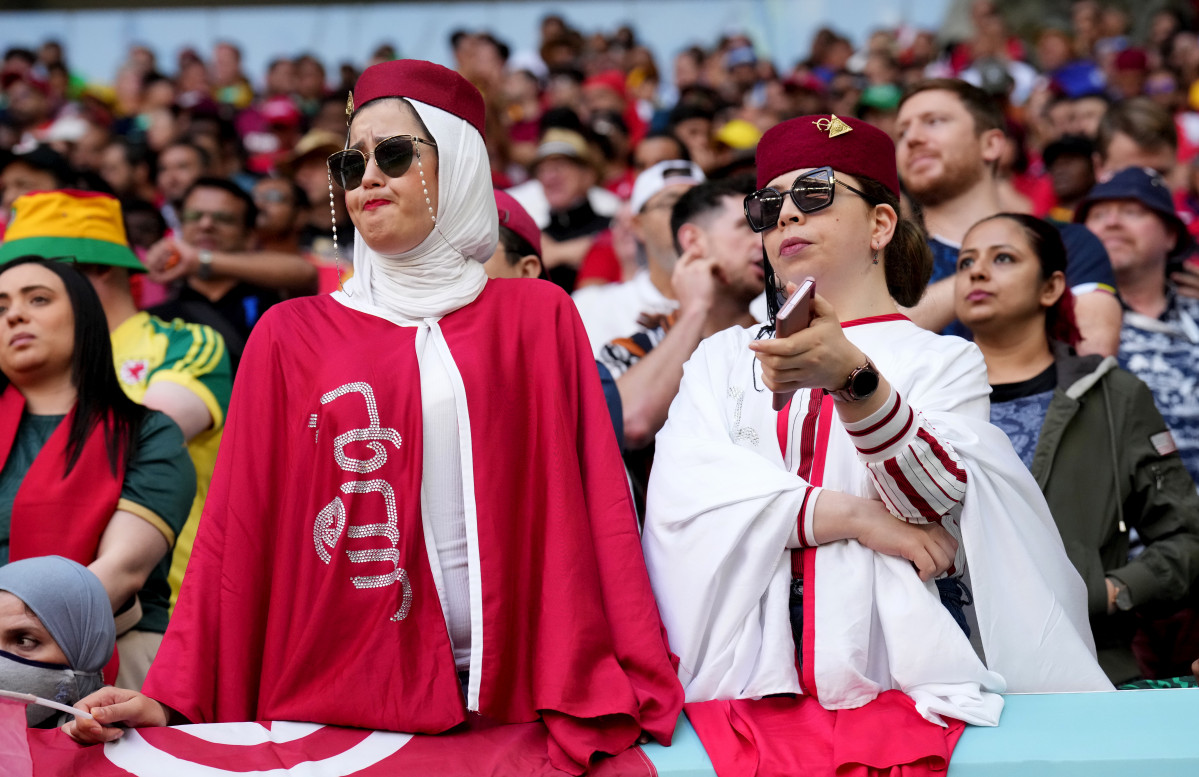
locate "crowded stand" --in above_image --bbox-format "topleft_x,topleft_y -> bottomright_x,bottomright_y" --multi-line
2,1 -> 1199,774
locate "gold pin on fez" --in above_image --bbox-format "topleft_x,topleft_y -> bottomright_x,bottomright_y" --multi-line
813,115 -> 852,138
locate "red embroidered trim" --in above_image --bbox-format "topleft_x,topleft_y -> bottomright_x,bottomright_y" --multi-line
841,313 -> 910,328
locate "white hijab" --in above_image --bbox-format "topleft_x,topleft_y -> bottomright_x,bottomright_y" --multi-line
335,98 -> 497,324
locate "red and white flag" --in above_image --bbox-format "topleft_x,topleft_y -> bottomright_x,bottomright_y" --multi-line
3,699 -> 658,777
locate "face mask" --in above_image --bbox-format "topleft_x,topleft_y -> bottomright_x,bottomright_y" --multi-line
0,649 -> 100,726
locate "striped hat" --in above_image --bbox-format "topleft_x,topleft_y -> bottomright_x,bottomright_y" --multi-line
0,189 -> 145,271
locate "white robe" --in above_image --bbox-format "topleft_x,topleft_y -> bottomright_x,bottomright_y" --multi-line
643,318 -> 1113,728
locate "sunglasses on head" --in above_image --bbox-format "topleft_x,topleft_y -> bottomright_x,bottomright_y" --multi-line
327,134 -> 437,191
743,166 -> 877,233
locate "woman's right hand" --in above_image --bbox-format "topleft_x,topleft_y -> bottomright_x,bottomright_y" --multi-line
61,687 -> 170,744
852,499 -> 958,581
814,490 -> 957,581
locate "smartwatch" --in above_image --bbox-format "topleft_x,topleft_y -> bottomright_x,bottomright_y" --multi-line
830,359 -> 880,403
197,249 -> 214,280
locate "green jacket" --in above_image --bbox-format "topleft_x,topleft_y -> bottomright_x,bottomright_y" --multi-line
1030,342 -> 1199,684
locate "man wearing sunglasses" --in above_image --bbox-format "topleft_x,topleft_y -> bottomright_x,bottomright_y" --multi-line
144,177 -> 318,369
896,79 -> 1122,357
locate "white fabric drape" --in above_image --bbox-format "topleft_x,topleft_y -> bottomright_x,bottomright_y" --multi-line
330,96 -> 498,689
335,98 -> 497,325
416,325 -> 472,671
643,319 -> 1113,728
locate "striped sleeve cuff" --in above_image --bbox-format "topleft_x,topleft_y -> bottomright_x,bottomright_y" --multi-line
842,387 -> 915,462
864,425 -> 969,522
788,486 -> 822,548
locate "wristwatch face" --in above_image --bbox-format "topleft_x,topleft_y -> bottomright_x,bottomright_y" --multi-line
850,364 -> 879,400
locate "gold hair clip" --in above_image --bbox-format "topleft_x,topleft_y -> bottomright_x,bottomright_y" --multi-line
813,115 -> 852,138
345,91 -> 354,124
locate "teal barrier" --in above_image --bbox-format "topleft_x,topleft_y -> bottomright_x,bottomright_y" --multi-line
642,690 -> 1199,777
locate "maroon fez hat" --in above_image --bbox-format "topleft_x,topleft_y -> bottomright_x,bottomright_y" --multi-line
494,190 -> 542,257
755,114 -> 899,197
353,59 -> 486,139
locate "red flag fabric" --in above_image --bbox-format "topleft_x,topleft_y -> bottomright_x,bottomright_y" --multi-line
141,281 -> 681,773
685,691 -> 964,777
0,385 -> 124,564
0,699 -> 34,777
17,717 -> 660,776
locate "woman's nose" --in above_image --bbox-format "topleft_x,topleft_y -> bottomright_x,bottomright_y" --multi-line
359,152 -> 385,188
4,302 -> 25,324
776,193 -> 804,229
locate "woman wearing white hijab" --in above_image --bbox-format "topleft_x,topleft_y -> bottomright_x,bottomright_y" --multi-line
66,60 -> 681,774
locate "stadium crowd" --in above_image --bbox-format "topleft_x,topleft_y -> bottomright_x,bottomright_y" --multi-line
2,0 -> 1199,772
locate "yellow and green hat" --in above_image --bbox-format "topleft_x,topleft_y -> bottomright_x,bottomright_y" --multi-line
0,189 -> 145,271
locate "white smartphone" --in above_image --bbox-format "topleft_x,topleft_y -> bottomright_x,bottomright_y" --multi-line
771,277 -> 815,411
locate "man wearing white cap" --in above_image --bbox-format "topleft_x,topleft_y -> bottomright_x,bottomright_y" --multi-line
599,175 -> 763,518
572,159 -> 705,355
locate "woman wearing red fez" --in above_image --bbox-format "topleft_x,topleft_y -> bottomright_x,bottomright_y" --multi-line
642,115 -> 1112,775
66,59 -> 682,773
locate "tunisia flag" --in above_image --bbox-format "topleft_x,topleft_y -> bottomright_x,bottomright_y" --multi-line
3,700 -> 658,777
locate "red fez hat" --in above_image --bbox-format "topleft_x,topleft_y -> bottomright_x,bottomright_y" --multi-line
353,59 -> 486,139
755,114 -> 899,197
494,190 -> 542,257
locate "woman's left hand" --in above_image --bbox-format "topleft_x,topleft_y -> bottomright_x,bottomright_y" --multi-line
749,292 -> 865,395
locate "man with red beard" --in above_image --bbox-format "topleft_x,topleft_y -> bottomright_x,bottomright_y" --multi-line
896,79 -> 1122,356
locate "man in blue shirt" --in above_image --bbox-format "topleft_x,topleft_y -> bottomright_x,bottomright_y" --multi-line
896,78 -> 1122,354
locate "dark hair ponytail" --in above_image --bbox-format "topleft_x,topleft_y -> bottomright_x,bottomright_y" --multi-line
854,177 -> 932,308
883,218 -> 933,307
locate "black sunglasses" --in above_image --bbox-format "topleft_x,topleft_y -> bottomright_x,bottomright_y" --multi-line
743,166 -> 877,233
327,134 -> 437,191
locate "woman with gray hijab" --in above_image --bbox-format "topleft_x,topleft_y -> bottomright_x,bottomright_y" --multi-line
0,555 -> 115,726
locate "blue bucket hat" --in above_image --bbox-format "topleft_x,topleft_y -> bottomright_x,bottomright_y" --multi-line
1074,166 -> 1192,257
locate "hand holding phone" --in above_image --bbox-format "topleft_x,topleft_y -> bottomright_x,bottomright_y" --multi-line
771,277 -> 815,411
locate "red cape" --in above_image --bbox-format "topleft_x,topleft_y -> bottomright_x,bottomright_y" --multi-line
142,281 -> 682,773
